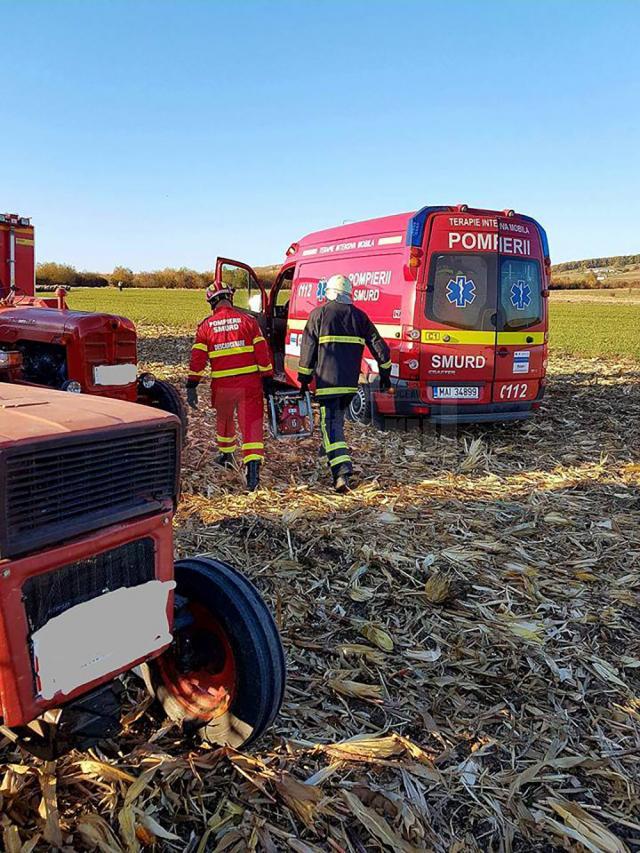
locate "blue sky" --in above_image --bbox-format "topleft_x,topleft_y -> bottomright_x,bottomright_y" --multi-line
2,0 -> 639,270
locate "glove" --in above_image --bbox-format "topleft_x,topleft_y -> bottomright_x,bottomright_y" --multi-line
186,385 -> 198,410
379,370 -> 392,393
298,375 -> 311,393
262,376 -> 276,395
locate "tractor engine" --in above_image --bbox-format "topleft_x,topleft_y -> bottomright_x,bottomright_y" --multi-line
12,340 -> 67,387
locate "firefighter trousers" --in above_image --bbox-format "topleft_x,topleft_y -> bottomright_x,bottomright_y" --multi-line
319,395 -> 353,479
211,378 -> 265,464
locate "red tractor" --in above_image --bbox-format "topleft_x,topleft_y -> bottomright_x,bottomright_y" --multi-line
0,213 -> 187,433
0,382 -> 285,758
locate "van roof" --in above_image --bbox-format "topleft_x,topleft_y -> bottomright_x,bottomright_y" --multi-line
292,206 -> 549,258
296,211 -> 414,249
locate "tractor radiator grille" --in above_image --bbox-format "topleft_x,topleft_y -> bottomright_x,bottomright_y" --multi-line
1,426 -> 178,557
22,538 -> 156,633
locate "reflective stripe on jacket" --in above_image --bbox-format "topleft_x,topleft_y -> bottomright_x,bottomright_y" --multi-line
297,301 -> 391,396
188,304 -> 273,384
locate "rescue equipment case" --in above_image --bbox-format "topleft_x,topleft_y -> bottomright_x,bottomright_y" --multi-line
267,388 -> 314,440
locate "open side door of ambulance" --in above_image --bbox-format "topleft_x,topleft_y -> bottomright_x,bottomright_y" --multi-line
214,257 -> 268,330
492,214 -> 547,408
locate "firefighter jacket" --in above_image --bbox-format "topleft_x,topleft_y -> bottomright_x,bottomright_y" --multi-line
297,300 -> 391,397
187,304 -> 273,387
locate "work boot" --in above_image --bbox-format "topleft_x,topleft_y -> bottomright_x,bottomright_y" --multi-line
246,460 -> 261,492
216,453 -> 235,468
334,473 -> 351,494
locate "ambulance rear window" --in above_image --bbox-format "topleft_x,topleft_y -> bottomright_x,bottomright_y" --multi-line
426,253 -> 497,331
500,259 -> 541,330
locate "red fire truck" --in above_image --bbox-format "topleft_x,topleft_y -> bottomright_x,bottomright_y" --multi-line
0,213 -> 186,431
214,205 -> 550,426
0,383 -> 284,757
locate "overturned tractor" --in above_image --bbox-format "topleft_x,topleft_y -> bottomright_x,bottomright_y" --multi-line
0,213 -> 186,432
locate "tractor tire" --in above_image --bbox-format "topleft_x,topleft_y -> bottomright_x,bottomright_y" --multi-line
140,557 -> 285,749
141,379 -> 188,440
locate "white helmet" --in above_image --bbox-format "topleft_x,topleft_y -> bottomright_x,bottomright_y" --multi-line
325,274 -> 352,301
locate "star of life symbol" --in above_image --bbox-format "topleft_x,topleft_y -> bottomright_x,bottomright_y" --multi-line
316,279 -> 327,301
511,280 -> 532,310
446,275 -> 476,308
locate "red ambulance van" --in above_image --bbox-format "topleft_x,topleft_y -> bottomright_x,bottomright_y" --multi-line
213,204 -> 550,426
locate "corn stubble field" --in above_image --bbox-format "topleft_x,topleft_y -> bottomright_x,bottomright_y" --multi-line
1,298 -> 640,851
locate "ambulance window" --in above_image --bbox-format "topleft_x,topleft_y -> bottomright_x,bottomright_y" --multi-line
221,263 -> 262,312
500,259 -> 541,329
426,253 -> 496,330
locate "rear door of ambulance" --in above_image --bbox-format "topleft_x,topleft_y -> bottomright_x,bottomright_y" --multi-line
493,217 -> 546,404
419,214 -> 498,408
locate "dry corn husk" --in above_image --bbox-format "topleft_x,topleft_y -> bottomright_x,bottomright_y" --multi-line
1,340 -> 639,852
423,571 -> 453,604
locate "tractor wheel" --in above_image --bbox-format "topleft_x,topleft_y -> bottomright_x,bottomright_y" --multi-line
141,379 -> 188,439
140,557 -> 285,749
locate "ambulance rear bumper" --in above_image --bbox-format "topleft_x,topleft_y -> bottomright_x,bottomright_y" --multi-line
428,405 -> 533,424
374,381 -> 544,423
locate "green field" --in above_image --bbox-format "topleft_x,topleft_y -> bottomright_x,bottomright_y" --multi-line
64,287 -> 640,360
549,302 -> 640,359
66,287 -> 229,328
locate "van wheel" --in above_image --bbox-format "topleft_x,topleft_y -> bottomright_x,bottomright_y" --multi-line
348,384 -> 372,424
140,379 -> 188,440
140,557 -> 285,749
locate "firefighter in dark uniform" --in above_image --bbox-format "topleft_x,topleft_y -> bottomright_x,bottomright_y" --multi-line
297,274 -> 392,493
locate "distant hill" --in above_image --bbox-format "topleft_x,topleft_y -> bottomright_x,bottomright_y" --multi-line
551,255 -> 640,290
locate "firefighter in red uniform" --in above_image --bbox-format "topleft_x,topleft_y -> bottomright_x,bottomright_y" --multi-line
298,274 -> 392,493
186,282 -> 273,491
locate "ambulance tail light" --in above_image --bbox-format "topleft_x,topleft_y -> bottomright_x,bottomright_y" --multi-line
409,247 -> 423,268
404,248 -> 423,281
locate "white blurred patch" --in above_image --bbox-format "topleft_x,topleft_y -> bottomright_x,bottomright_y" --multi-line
93,363 -> 137,386
32,580 -> 175,700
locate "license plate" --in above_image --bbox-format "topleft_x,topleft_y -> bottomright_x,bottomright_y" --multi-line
31,580 -> 175,700
93,363 -> 137,386
432,386 -> 480,400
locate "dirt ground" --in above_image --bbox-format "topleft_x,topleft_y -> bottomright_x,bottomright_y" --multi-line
1,337 -> 639,852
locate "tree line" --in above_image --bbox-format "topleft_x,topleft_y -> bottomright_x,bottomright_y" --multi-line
552,254 -> 640,272
36,262 -> 280,290
36,259 -> 638,292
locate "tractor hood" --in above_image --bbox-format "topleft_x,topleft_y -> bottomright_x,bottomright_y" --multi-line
0,306 -> 136,340
0,383 -> 177,447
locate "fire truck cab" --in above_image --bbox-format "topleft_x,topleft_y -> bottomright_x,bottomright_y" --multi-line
215,204 -> 550,426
